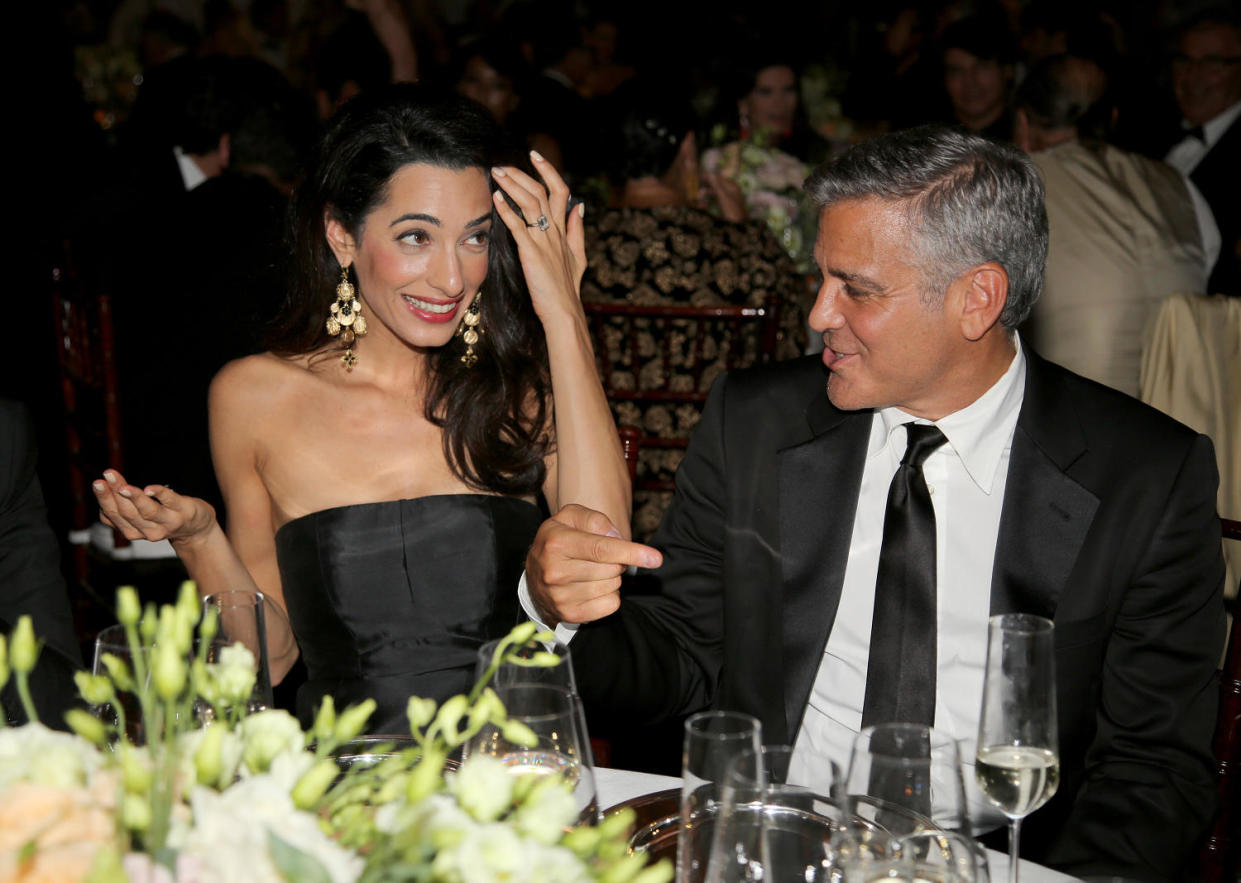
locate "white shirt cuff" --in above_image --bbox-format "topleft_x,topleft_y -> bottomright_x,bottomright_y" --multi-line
517,571 -> 580,645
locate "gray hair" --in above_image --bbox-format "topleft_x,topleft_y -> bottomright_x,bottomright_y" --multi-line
804,126 -> 1048,328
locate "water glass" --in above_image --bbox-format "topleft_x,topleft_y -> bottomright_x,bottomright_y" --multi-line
92,623 -> 151,743
679,711 -> 762,882
201,591 -> 274,712
476,634 -> 576,692
705,744 -> 845,883
463,682 -> 599,822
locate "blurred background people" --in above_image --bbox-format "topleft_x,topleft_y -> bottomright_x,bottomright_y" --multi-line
939,12 -> 1018,139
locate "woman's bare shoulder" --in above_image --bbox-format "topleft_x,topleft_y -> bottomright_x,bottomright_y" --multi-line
210,352 -> 320,414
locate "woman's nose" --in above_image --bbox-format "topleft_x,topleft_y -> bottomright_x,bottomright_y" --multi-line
427,245 -> 465,296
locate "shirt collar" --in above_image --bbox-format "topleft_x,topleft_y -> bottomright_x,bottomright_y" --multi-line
173,145 -> 208,191
867,336 -> 1027,494
1185,99 -> 1241,147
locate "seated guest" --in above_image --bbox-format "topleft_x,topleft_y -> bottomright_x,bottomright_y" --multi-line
582,92 -> 808,537
524,127 -> 1226,880
939,14 -> 1018,140
1016,54 -> 1215,396
1164,7 -> 1241,295
0,400 -> 82,727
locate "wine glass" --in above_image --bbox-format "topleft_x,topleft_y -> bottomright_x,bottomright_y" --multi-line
201,591 -> 275,713
705,744 -> 845,883
975,614 -> 1058,883
92,623 -> 152,743
463,683 -> 599,822
842,724 -> 970,871
679,711 -> 763,883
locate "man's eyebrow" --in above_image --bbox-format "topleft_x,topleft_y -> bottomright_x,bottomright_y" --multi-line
826,267 -> 885,290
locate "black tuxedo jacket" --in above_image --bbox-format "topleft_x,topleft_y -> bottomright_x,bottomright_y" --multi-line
575,350 -> 1225,880
1189,115 -> 1240,296
0,400 -> 83,726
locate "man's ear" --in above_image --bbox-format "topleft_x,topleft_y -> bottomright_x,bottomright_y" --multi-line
956,262 -> 1009,341
324,210 -> 356,268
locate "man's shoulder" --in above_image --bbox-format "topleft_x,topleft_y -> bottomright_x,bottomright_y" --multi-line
719,354 -> 830,403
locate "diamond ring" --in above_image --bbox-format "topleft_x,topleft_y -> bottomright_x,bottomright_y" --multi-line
530,215 -> 551,231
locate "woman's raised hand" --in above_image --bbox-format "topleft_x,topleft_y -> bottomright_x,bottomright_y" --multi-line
93,470 -> 217,548
490,152 -> 587,324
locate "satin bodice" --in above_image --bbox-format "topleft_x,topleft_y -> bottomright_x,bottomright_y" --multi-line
275,494 -> 541,733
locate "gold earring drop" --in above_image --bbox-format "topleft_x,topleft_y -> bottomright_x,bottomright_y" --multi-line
457,292 -> 483,367
327,265 -> 368,369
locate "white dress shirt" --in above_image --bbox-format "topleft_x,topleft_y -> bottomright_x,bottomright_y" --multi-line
1165,99 -> 1241,176
789,340 -> 1027,834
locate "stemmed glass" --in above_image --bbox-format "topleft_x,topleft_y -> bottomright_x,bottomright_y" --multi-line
679,711 -> 763,882
975,614 -> 1059,883
92,623 -> 151,743
705,744 -> 844,883
462,682 -> 599,823
841,724 -> 971,875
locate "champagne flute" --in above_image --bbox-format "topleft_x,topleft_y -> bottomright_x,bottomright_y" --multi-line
975,614 -> 1058,883
463,682 -> 599,822
679,711 -> 763,883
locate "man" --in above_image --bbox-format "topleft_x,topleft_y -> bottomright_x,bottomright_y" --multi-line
1016,54 -> 1215,396
524,128 -> 1226,878
1164,9 -> 1241,295
0,400 -> 82,726
940,15 -> 1016,140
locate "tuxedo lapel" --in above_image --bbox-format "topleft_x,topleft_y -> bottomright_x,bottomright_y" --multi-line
778,393 -> 870,738
991,353 -> 1100,617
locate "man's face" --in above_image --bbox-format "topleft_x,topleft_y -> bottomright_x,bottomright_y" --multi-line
1173,24 -> 1241,126
809,199 -> 966,420
944,48 -> 1010,129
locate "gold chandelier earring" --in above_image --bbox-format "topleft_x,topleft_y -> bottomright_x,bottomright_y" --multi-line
326,264 -> 368,369
457,292 -> 483,367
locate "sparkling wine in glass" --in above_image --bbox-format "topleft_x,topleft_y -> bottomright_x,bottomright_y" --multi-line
975,614 -> 1058,883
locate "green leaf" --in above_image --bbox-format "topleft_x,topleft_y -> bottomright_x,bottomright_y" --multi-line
269,830 -> 334,883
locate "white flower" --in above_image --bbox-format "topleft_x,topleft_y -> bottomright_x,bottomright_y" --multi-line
172,776 -> 361,883
0,722 -> 102,790
528,843 -> 593,883
212,643 -> 257,704
432,822 -> 532,883
178,726 -> 244,788
511,777 -> 577,845
449,754 -> 514,822
239,709 -> 305,773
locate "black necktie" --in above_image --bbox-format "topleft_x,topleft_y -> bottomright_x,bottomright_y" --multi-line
861,423 -> 947,728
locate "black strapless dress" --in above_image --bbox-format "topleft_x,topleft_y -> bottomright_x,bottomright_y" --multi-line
274,495 -> 542,734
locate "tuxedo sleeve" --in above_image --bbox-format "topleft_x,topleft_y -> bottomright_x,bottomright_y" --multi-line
1041,432 -> 1224,879
572,377 -> 733,729
0,401 -> 83,726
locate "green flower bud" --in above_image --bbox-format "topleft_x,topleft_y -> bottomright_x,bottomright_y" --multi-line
405,696 -> 436,733
116,586 -> 141,627
74,671 -> 113,706
195,723 -> 225,786
291,758 -> 338,810
434,695 -> 470,746
10,616 -> 39,675
598,852 -> 649,883
406,747 -> 446,803
500,719 -> 538,748
98,652 -> 134,692
630,860 -> 675,883
120,745 -> 152,794
152,641 -> 186,701
120,793 -> 152,832
199,606 -> 219,645
312,695 -> 336,744
139,603 -> 158,644
65,709 -> 108,745
506,621 -> 538,647
0,634 -> 9,689
527,651 -> 562,668
172,605 -> 195,656
561,825 -> 602,856
332,698 -> 376,745
597,806 -> 636,840
177,581 -> 200,624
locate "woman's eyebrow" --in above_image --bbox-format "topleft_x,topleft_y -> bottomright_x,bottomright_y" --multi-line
390,212 -> 440,227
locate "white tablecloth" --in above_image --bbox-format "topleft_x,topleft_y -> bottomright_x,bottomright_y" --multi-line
595,767 -> 1081,883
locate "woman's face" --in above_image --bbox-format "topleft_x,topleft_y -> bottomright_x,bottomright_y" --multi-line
739,65 -> 798,135
457,56 -> 519,124
327,163 -> 493,353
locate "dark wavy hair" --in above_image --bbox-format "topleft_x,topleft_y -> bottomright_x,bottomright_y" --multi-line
271,83 -> 551,495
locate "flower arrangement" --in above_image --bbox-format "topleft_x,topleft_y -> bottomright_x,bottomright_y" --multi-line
0,585 -> 672,883
702,126 -> 816,273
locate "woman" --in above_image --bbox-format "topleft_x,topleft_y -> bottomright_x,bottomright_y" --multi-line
93,85 -> 630,732
700,54 -> 822,273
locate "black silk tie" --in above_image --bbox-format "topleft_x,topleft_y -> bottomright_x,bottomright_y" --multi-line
861,423 -> 947,728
